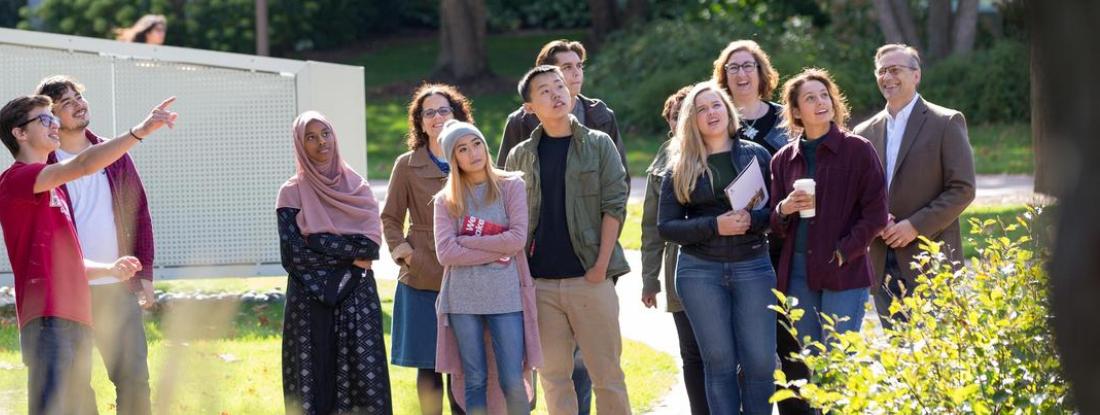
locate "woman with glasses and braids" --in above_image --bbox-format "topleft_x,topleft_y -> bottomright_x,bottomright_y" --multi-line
381,84 -> 473,415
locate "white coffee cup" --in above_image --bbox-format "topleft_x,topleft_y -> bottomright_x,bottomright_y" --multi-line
792,178 -> 816,218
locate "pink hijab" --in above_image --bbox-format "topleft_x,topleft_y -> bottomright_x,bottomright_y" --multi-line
276,111 -> 381,244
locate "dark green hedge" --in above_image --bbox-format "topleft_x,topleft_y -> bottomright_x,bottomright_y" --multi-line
586,15 -> 1029,137
15,0 -> 596,56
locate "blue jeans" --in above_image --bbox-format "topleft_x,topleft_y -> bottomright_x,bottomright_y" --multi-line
787,253 -> 869,346
675,252 -> 776,415
449,312 -> 529,415
573,347 -> 592,415
20,317 -> 98,415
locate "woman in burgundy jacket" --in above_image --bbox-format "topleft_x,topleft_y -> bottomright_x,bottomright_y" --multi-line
770,68 -> 888,346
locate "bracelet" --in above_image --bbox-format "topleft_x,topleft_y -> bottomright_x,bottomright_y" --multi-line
129,128 -> 144,142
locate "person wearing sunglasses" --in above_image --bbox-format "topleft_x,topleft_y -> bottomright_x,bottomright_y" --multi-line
852,44 -> 976,329
0,93 -> 177,415
34,74 -> 159,415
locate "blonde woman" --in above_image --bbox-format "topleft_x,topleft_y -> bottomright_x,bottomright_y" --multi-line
433,120 -> 541,415
656,82 -> 776,414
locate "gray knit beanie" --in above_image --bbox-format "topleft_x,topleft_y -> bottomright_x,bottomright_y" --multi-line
438,119 -> 486,166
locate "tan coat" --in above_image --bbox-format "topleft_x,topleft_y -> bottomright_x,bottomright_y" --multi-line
853,97 -> 976,285
381,147 -> 448,291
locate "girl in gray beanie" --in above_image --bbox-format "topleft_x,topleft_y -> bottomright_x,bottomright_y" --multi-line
432,118 -> 541,414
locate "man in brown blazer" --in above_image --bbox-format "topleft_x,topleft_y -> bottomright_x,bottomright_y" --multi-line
853,44 -> 976,326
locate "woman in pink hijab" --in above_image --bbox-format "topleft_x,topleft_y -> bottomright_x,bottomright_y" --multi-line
276,111 -> 392,415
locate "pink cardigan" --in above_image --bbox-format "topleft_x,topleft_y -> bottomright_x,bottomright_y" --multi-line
433,174 -> 543,411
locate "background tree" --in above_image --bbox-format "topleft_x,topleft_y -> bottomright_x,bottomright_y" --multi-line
871,0 -> 980,61
1034,0 -> 1100,411
433,0 -> 492,83
586,0 -> 620,44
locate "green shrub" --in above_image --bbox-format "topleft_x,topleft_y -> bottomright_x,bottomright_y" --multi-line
772,206 -> 1072,414
18,0 -> 437,55
585,14 -> 883,138
921,40 -> 1030,124
586,12 -> 1028,143
486,0 -> 590,32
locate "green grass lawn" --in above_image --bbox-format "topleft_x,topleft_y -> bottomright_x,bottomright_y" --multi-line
0,277 -> 676,414
353,30 -> 586,89
619,202 -> 1032,258
968,122 -> 1032,175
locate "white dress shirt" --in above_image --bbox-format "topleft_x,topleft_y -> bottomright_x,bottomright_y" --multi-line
885,93 -> 920,189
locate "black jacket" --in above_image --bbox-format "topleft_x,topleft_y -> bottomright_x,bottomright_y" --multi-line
657,138 -> 772,262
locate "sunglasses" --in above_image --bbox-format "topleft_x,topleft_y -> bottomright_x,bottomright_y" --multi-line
16,112 -> 61,129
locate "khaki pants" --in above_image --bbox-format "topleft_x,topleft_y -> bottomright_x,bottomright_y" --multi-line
535,277 -> 631,414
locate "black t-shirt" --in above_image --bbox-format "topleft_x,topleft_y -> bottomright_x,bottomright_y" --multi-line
739,102 -> 781,153
528,135 -> 587,279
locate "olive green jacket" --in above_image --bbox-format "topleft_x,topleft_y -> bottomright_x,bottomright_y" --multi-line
640,140 -> 683,312
504,116 -> 630,279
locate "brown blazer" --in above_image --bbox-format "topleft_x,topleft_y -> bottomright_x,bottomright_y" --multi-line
381,146 -> 448,291
853,97 -> 976,284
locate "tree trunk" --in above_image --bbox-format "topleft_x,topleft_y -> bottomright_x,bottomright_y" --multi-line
1037,0 -> 1100,412
434,0 -> 490,83
870,0 -> 906,44
926,0 -> 951,61
624,0 -> 649,26
889,0 -> 923,49
951,0 -> 980,56
586,0 -> 621,44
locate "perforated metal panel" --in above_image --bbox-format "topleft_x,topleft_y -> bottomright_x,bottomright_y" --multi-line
0,28 -> 366,277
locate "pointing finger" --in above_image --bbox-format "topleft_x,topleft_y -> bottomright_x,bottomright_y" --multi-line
155,96 -> 177,111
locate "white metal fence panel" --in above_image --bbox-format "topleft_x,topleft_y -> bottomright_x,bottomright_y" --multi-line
0,28 -> 366,278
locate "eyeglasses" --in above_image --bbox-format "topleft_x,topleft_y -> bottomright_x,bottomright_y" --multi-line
421,106 -> 453,119
16,112 -> 60,129
875,65 -> 917,77
724,61 -> 758,74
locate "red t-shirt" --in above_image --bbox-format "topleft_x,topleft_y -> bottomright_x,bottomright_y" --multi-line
0,162 -> 91,328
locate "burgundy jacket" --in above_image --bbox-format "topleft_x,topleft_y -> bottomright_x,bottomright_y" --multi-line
769,123 -> 888,293
48,130 -> 155,292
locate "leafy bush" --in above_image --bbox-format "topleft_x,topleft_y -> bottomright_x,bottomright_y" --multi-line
486,0 -> 590,32
585,13 -> 883,137
586,10 -> 1028,141
772,206 -> 1072,414
18,0 -> 437,55
921,40 -> 1030,124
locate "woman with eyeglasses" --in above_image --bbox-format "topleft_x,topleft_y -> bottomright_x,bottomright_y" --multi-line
277,111 -> 392,414
713,40 -> 789,155
381,84 -> 473,415
713,40 -> 814,415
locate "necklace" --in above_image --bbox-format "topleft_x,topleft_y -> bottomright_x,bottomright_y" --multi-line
739,101 -> 767,139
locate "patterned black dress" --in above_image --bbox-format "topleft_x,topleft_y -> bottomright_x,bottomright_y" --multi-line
278,207 -> 393,415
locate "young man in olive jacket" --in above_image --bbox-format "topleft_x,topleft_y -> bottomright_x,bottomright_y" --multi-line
505,66 -> 632,415
496,40 -> 627,181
